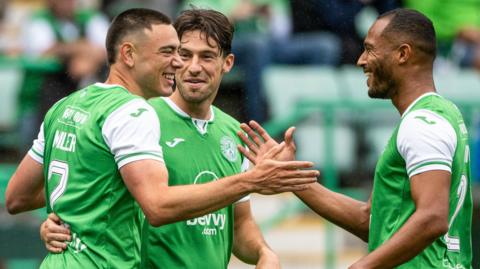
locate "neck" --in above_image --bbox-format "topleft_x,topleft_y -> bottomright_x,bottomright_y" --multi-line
170,91 -> 212,119
105,65 -> 145,98
391,70 -> 435,115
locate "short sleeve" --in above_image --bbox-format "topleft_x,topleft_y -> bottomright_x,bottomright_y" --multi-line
102,99 -> 164,168
236,154 -> 251,204
397,109 -> 457,178
28,122 -> 45,164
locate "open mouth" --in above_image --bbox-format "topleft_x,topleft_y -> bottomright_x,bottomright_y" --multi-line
163,73 -> 175,80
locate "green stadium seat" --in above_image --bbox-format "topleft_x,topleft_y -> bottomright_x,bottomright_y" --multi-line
0,64 -> 23,130
262,65 -> 355,172
295,113 -> 356,171
263,65 -> 343,119
434,69 -> 480,103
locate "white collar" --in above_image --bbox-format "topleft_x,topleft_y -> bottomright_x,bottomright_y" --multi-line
162,97 -> 214,135
401,92 -> 439,118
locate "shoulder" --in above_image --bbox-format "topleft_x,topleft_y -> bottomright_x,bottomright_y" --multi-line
399,109 -> 455,143
212,106 -> 240,127
147,97 -> 167,113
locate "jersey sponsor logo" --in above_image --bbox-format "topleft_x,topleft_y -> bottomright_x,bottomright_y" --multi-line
58,106 -> 90,128
53,130 -> 76,152
165,138 -> 185,148
62,223 -> 88,253
414,115 -> 436,125
69,232 -> 87,253
186,213 -> 226,234
220,136 -> 238,162
130,108 -> 148,117
186,171 -> 226,236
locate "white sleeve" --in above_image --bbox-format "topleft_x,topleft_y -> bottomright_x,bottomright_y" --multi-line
22,19 -> 56,56
28,122 -> 45,164
102,99 -> 164,169
85,14 -> 109,47
397,109 -> 457,178
236,155 -> 251,203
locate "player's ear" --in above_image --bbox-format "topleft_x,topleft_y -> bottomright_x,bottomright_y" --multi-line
222,53 -> 234,73
119,42 -> 136,67
396,43 -> 412,64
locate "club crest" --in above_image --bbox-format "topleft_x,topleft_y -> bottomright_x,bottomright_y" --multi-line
220,136 -> 237,162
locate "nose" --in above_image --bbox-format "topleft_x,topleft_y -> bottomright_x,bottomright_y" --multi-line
357,51 -> 367,68
187,56 -> 202,75
172,52 -> 184,69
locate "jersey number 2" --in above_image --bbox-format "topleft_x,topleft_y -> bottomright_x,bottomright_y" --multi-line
444,145 -> 469,252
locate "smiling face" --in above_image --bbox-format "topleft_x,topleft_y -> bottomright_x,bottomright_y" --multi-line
132,24 -> 183,99
175,30 -> 233,105
357,18 -> 398,99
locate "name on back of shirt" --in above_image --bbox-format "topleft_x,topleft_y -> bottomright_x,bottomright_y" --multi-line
53,130 -> 76,152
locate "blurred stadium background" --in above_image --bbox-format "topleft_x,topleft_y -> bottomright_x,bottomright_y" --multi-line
0,0 -> 479,268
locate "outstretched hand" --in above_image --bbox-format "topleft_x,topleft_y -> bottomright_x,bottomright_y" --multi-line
237,120 -> 296,165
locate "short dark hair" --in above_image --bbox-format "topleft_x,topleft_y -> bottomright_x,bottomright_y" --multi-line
174,8 -> 234,57
378,8 -> 436,61
106,8 -> 171,65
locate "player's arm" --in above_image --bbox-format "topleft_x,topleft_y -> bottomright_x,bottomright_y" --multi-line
5,155 -> 45,214
296,185 -> 371,241
237,121 -> 371,241
349,170 -> 449,269
121,151 -> 317,227
232,201 -> 280,268
106,102 -> 318,227
350,110 -> 456,268
6,123 -> 46,214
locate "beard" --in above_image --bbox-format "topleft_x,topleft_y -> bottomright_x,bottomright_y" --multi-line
176,83 -> 215,104
367,59 -> 397,99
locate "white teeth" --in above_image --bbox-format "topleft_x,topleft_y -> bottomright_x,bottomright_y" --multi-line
163,74 -> 174,80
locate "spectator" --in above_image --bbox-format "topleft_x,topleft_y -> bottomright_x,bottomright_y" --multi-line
404,0 -> 480,69
100,0 -> 179,19
20,0 -> 109,150
289,0 -> 398,64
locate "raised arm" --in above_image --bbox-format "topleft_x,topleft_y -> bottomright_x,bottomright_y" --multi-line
237,121 -> 371,241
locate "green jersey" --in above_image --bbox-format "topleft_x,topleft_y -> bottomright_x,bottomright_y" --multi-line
28,83 -> 164,269
369,93 -> 472,268
140,97 -> 248,269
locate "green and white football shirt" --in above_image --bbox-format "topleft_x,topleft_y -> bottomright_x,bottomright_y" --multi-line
28,83 -> 164,269
369,93 -> 472,268
140,97 -> 249,269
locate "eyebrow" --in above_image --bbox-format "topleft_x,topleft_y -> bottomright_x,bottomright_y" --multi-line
158,45 -> 177,51
364,42 -> 374,49
179,46 -> 219,55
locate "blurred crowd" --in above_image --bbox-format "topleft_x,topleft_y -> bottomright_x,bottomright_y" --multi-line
0,0 -> 480,156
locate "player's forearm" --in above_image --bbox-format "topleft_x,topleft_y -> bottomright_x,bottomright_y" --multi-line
351,209 -> 448,269
295,183 -> 370,241
233,215 -> 271,264
146,172 -> 252,226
